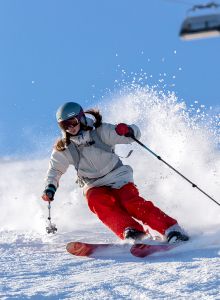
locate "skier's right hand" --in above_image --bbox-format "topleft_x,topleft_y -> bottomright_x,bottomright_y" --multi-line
42,184 -> 56,201
115,123 -> 134,137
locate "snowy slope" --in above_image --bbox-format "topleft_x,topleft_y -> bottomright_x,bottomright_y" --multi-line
1,229 -> 220,299
0,86 -> 220,299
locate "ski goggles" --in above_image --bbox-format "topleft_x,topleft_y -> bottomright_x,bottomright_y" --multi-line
59,117 -> 79,130
58,110 -> 85,131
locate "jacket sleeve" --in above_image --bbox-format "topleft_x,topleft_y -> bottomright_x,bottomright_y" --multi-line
45,149 -> 70,189
96,123 -> 141,147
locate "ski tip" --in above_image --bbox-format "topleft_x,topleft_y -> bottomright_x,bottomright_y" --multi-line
66,242 -> 93,257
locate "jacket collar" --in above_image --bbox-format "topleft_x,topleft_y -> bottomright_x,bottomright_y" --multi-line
70,130 -> 92,146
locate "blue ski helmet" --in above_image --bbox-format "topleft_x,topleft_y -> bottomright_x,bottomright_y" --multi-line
56,102 -> 86,125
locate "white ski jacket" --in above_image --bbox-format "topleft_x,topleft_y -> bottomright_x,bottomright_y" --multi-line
45,123 -> 141,193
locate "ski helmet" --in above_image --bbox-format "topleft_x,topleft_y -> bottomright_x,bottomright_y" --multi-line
56,102 -> 85,122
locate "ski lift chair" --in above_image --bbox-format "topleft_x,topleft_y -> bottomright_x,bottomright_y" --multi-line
179,2 -> 220,40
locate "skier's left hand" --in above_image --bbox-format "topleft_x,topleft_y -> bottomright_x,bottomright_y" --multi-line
115,123 -> 134,137
42,184 -> 56,201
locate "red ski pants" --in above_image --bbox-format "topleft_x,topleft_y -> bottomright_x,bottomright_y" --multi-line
86,182 -> 177,239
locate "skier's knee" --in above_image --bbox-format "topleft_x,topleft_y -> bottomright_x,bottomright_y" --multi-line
86,188 -> 116,213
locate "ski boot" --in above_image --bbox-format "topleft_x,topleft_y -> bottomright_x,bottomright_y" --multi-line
123,227 -> 147,241
166,224 -> 189,244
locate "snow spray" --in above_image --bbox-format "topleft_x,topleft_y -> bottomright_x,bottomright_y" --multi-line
131,135 -> 219,207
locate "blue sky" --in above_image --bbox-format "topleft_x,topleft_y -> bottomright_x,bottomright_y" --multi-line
0,0 -> 219,156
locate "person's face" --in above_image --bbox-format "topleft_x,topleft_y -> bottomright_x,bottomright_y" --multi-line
59,117 -> 81,135
66,123 -> 81,135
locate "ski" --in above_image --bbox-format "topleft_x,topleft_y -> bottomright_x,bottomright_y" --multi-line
66,241 -> 182,258
130,242 -> 179,258
66,241 -> 131,257
66,241 -> 112,257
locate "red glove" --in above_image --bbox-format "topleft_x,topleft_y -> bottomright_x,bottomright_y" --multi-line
115,123 -> 134,137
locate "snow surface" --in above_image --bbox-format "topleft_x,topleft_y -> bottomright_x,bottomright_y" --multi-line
0,86 -> 220,299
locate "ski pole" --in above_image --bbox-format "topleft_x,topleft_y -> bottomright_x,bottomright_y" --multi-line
132,136 -> 220,207
46,201 -> 58,234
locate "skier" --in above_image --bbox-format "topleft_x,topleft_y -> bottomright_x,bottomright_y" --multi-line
42,102 -> 189,243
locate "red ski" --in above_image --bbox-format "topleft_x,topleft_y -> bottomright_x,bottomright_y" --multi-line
130,243 -> 178,258
66,241 -> 180,258
66,242 -> 113,257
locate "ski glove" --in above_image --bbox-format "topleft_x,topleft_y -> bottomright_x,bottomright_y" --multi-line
115,123 -> 134,137
42,184 -> 56,201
